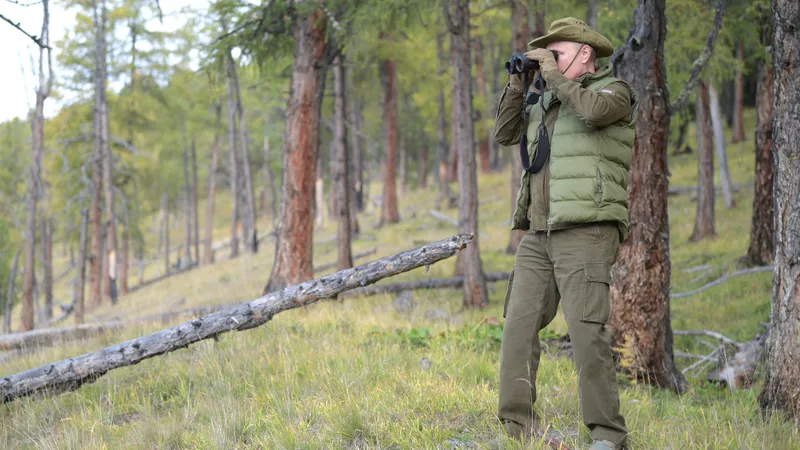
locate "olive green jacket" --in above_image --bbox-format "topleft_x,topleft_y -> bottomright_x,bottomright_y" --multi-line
494,66 -> 638,241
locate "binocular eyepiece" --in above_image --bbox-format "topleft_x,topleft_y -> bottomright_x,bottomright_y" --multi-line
505,51 -> 559,75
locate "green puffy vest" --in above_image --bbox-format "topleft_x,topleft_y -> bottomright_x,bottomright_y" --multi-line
511,68 -> 638,241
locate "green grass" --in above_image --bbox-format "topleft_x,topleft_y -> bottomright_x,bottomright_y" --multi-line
2,107 -> 797,449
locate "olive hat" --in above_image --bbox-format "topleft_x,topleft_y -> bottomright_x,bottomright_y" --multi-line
528,17 -> 614,58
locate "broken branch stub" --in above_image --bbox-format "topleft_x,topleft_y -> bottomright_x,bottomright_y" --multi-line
0,234 -> 474,403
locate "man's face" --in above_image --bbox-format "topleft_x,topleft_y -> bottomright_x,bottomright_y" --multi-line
545,41 -> 589,80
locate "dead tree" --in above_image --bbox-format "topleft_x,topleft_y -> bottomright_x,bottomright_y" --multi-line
758,0 -> 800,418
708,84 -> 735,209
75,208 -> 89,324
0,235 -> 473,404
230,50 -> 257,253
182,122 -> 193,267
332,54 -> 353,270
690,82 -> 716,241
264,8 -> 329,293
225,46 -> 241,259
609,0 -> 687,393
22,0 -> 54,330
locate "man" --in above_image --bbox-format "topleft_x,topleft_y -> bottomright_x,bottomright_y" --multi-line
493,17 -> 638,450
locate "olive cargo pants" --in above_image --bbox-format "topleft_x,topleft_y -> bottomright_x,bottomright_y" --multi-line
498,223 -> 627,446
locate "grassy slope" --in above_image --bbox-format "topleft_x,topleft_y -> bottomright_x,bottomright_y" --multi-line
1,108 -> 796,449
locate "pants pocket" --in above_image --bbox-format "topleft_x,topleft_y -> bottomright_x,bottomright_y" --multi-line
503,269 -> 515,318
582,262 -> 611,324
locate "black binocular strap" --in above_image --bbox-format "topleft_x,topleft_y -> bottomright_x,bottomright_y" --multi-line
519,71 -> 550,175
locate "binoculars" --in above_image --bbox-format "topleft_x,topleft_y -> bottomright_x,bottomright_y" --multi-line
505,50 -> 559,75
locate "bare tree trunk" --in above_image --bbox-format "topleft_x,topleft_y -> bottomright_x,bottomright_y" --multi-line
120,228 -> 128,295
587,0 -> 598,29
95,0 -> 116,305
609,0 -> 686,393
264,8 -> 327,293
435,30 -> 455,208
4,249 -> 21,334
758,0 -> 800,417
41,200 -> 53,320
262,113 -> 277,226
230,52 -> 257,253
448,33 -> 458,185
732,39 -> 745,143
204,101 -> 221,265
744,42 -> 774,267
690,82 -> 717,241
380,52 -> 401,225
708,84 -> 735,209
473,37 -> 491,175
448,0 -> 488,308
488,34 -> 502,171
161,194 -> 169,275
333,54 -> 353,270
75,208 -> 88,325
225,54 -> 240,259
507,0 -> 530,255
182,122 -> 193,268
315,161 -> 325,227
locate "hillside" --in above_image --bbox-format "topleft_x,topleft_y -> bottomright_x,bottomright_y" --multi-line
1,109 -> 795,449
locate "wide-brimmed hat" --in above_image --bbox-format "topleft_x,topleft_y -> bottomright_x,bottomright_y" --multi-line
528,17 -> 614,58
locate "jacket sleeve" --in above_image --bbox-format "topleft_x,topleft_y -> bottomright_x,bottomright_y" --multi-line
547,76 -> 632,128
493,81 -> 525,146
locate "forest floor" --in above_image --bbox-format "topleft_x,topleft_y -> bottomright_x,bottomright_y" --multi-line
2,109 -> 796,449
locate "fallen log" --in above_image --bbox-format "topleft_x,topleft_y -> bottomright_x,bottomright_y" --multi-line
127,262 -> 198,294
668,183 -> 747,196
670,266 -> 772,299
0,301 -> 234,352
429,209 -> 458,227
313,248 -> 377,273
340,271 -> 510,298
0,234 -> 473,403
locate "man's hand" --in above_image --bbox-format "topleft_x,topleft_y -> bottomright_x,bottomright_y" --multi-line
509,69 -> 541,93
525,49 -> 559,82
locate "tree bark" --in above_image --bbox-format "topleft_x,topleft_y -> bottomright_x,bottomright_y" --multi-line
41,162 -> 53,320
507,0 -> 530,255
0,235 -> 472,404
758,0 -> 800,418
75,208 -> 88,325
4,249 -> 20,334
473,36 -> 491,175
447,33 -> 458,185
22,99 -> 41,331
225,53 -> 240,259
708,84 -> 735,209
609,0 -> 687,393
435,30 -> 455,208
488,34 -> 502,171
333,54 -> 353,270
690,82 -> 717,241
230,52 -> 257,253
262,113 -> 277,226
380,52 -> 401,225
448,0 -> 488,308
263,8 -> 328,293
204,101 -> 221,265
732,39 -> 745,143
744,43 -> 774,267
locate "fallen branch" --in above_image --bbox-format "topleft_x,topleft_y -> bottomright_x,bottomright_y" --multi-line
127,262 -> 198,294
340,272 -> 510,298
429,209 -> 458,227
673,329 -> 740,346
682,345 -> 723,375
668,182 -> 750,197
707,327 -> 768,389
670,266 -> 772,299
313,248 -> 377,273
0,234 -> 473,403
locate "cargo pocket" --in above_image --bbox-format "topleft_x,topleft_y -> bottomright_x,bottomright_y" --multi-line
582,262 -> 611,324
503,269 -> 515,318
